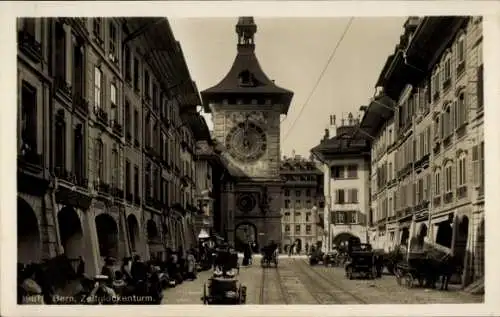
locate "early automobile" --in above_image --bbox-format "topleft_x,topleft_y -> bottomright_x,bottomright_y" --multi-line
309,250 -> 324,266
261,247 -> 278,268
201,269 -> 247,305
345,243 -> 377,280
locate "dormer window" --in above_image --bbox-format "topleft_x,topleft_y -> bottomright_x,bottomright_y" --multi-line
238,70 -> 254,87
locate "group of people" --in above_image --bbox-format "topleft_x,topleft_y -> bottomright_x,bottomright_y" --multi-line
17,246 -> 204,305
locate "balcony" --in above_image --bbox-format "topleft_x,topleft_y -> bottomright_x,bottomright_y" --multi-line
112,121 -> 123,136
162,117 -> 170,129
96,181 -> 110,195
442,78 -> 452,91
55,76 -> 73,100
457,186 -> 468,199
112,187 -> 124,199
443,134 -> 452,148
414,200 -> 430,212
154,199 -> 163,210
74,18 -> 87,31
54,167 -> 75,183
146,196 -> 155,207
433,91 -> 440,103
17,30 -> 42,63
126,192 -> 133,202
95,107 -> 108,126
73,94 -> 89,114
18,150 -> 42,172
75,175 -> 88,188
457,61 -> 466,76
134,195 -> 141,206
93,32 -> 104,48
444,192 -> 453,204
433,195 -> 441,207
433,141 -> 441,155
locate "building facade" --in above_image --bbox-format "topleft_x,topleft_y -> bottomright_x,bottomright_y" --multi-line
360,16 -> 484,287
200,17 -> 294,251
311,114 -> 371,252
17,17 -> 206,276
279,154 -> 324,253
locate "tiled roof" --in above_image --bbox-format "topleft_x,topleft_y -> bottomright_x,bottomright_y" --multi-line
279,157 -> 322,175
310,127 -> 370,162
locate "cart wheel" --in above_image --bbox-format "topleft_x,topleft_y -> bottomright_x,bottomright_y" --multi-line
404,273 -> 414,289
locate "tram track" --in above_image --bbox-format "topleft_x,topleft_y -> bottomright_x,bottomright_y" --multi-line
258,263 -> 291,304
258,264 -> 267,304
296,259 -> 368,304
294,259 -> 368,304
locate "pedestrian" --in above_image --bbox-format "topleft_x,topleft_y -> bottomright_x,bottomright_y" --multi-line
76,256 -> 85,278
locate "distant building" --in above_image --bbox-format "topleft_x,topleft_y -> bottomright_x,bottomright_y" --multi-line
311,113 -> 371,252
279,154 -> 324,253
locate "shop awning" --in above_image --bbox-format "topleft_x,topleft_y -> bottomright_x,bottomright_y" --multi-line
198,229 -> 210,239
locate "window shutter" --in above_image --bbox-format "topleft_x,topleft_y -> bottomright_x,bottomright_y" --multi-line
477,65 -> 484,108
472,145 -> 479,185
440,113 -> 445,138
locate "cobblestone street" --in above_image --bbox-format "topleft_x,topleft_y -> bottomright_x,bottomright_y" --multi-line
162,256 -> 484,304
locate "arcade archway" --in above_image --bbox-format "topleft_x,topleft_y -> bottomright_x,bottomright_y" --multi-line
57,206 -> 84,259
332,232 -> 359,249
436,220 -> 453,248
147,219 -> 159,241
416,223 -> 428,248
235,222 -> 258,252
127,214 -> 140,253
17,197 -> 41,264
95,214 -> 118,258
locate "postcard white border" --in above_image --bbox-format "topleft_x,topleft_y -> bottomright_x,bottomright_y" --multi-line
1,1 -> 499,317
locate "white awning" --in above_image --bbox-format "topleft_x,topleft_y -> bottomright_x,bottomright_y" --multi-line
198,229 -> 210,239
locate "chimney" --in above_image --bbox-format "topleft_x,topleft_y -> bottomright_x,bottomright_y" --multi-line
323,128 -> 330,141
328,114 -> 337,139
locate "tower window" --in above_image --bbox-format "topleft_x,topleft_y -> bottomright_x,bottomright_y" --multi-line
238,70 -> 253,87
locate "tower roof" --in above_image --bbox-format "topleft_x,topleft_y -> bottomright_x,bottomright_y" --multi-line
201,16 -> 293,113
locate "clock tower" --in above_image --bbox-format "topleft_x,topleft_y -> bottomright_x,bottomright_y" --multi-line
201,17 -> 293,250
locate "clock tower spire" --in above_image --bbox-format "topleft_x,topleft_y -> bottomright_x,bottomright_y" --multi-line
236,16 -> 257,51
200,17 -> 294,249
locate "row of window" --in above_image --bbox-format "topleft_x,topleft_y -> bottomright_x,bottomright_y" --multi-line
284,188 -> 314,197
374,142 -> 484,222
333,189 -> 359,204
330,164 -> 358,179
283,211 -> 314,223
323,210 -> 359,225
284,224 -> 313,235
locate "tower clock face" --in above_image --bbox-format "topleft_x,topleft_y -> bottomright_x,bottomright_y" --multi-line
225,120 -> 267,162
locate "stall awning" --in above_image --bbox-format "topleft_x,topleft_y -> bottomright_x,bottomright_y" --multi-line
198,229 -> 210,239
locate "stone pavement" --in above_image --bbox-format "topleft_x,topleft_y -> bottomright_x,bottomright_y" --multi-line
161,258 -> 484,304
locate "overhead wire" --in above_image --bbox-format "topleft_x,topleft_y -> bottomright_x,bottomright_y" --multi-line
282,17 -> 355,143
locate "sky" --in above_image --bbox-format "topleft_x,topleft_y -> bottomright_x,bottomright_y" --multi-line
169,17 -> 407,157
